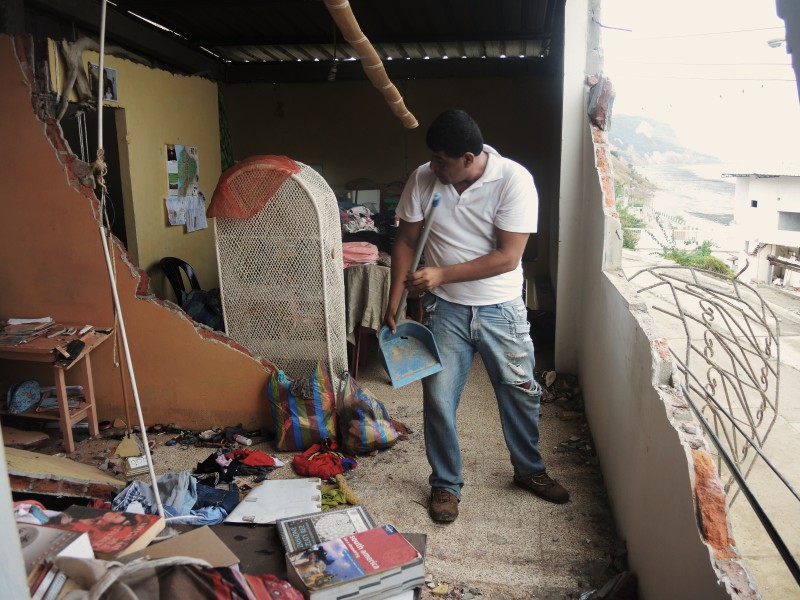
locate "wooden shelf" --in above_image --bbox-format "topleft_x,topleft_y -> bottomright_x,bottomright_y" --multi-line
0,326 -> 111,453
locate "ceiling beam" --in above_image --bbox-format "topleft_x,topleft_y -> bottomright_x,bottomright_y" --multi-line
198,32 -> 553,48
224,56 -> 549,85
27,0 -> 223,78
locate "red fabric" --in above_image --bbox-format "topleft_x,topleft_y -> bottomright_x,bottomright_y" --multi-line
292,440 -> 356,479
243,573 -> 304,600
224,448 -> 277,467
208,155 -> 300,219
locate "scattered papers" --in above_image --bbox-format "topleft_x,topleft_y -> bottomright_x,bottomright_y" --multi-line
225,478 -> 322,525
7,317 -> 53,325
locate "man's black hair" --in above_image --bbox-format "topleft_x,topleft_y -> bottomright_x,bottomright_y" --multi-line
426,109 -> 484,158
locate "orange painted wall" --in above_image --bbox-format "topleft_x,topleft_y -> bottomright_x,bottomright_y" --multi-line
0,37 -> 274,432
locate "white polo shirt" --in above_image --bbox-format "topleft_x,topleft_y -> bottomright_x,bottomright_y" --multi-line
396,145 -> 538,306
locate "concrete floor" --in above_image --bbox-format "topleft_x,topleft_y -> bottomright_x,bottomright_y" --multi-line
331,351 -> 626,599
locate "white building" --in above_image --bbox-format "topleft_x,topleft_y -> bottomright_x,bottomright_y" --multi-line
728,169 -> 800,286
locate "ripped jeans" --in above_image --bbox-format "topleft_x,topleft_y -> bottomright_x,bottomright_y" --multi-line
421,293 -> 544,499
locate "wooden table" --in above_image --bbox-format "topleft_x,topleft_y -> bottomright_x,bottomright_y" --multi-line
0,327 -> 111,453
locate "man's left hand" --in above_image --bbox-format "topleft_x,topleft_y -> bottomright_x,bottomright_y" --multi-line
405,266 -> 444,296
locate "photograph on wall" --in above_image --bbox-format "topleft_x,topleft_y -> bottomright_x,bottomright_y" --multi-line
88,63 -> 118,102
165,197 -> 187,226
185,192 -> 208,233
166,144 -> 199,198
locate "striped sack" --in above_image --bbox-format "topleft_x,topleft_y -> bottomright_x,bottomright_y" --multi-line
267,361 -> 337,452
336,372 -> 399,455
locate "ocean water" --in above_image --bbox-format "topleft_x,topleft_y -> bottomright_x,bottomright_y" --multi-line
637,163 -> 741,252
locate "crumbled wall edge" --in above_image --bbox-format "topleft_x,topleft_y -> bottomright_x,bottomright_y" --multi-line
601,224 -> 761,600
11,34 -> 278,374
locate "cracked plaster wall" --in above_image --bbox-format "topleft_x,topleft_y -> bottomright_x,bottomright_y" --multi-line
556,1 -> 759,597
0,36 -> 276,431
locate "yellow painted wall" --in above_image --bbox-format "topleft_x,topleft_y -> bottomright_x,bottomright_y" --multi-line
53,44 -> 222,301
0,37 -> 272,431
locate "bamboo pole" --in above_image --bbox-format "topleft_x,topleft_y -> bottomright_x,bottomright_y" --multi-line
323,0 -> 418,129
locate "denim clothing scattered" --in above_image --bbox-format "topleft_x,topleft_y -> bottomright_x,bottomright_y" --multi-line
112,470 -> 238,526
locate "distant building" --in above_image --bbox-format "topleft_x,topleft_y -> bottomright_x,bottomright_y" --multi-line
727,167 -> 800,287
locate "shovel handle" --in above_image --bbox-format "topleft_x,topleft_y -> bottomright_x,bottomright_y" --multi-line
395,193 -> 441,323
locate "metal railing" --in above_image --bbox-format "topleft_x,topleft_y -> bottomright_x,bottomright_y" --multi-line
626,265 -> 800,587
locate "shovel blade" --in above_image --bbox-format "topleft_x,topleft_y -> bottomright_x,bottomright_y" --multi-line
378,321 -> 443,388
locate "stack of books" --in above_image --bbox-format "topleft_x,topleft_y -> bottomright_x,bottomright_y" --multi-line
45,505 -> 165,560
18,523 -> 93,600
19,506 -> 166,598
35,385 -> 86,413
277,507 -> 425,600
122,455 -> 149,479
0,317 -> 55,345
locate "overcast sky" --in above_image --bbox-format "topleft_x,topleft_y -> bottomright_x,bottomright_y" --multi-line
600,0 -> 799,168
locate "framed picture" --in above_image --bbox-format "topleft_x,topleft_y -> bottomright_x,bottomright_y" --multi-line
88,63 -> 118,102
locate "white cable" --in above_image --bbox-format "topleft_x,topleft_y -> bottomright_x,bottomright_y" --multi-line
97,1 -> 106,150
95,0 -> 164,518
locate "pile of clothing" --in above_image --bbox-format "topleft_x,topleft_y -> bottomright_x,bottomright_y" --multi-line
342,241 -> 380,268
340,205 -> 378,234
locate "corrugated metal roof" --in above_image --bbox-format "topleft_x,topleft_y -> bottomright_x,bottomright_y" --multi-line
53,0 -> 558,82
114,0 -> 554,59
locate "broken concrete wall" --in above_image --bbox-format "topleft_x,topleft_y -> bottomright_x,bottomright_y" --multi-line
0,36 -> 276,431
555,1 -> 758,598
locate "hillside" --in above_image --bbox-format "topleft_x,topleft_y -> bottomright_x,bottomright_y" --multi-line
609,114 -> 718,167
608,114 -> 735,228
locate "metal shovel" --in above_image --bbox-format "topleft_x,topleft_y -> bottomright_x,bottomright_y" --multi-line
378,194 -> 444,387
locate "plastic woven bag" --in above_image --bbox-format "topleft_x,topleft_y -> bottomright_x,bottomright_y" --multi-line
266,361 -> 337,452
336,372 -> 399,455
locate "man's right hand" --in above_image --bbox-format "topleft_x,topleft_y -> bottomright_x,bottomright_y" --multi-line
383,306 -> 398,333
385,218 -> 424,334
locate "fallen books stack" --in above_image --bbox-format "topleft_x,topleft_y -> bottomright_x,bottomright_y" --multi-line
35,385 -> 86,413
46,505 -> 166,560
284,524 -> 424,600
18,523 -> 93,600
0,317 -> 55,345
122,455 -> 149,479
277,505 -> 377,553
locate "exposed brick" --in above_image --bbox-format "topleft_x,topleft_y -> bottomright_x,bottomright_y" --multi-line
588,76 -> 615,131
692,449 -> 736,559
653,338 -> 670,360
9,475 -> 32,491
135,266 -> 151,296
58,480 -> 90,497
86,483 -> 121,500
29,478 -> 60,494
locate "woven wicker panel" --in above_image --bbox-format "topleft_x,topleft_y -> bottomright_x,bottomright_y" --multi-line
215,162 -> 347,380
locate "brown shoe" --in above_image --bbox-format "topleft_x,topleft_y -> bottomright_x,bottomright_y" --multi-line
429,488 -> 459,523
514,472 -> 570,504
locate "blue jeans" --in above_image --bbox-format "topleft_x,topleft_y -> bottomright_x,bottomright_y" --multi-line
193,483 -> 240,514
421,293 -> 545,499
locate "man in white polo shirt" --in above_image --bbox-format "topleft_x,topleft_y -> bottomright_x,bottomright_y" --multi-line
384,109 -> 569,523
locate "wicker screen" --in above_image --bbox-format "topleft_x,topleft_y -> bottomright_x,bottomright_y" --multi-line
214,161 -> 347,380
